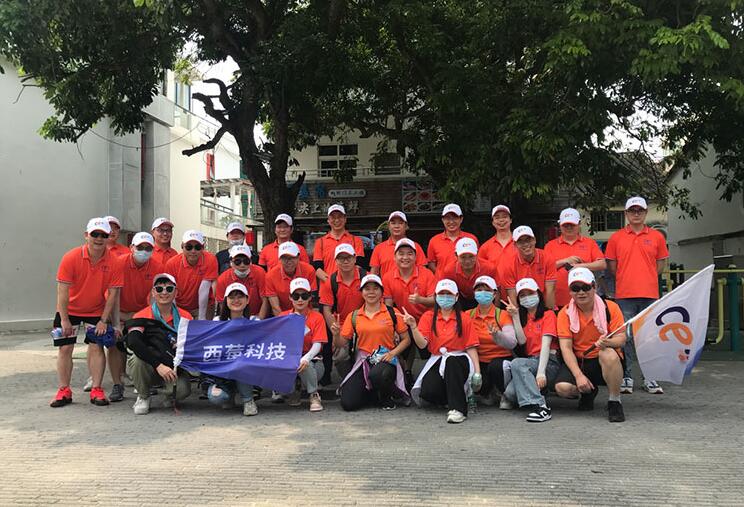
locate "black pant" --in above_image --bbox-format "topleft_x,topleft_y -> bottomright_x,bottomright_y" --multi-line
340,362 -> 396,411
321,339 -> 333,382
479,357 -> 510,395
419,356 -> 469,415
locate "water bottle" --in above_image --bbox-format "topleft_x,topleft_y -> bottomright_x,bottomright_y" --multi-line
50,327 -> 65,338
467,392 -> 477,414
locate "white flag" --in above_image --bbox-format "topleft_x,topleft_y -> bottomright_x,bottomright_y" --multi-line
625,264 -> 714,384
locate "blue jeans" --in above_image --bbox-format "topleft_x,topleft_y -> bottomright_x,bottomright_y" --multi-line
503,356 -> 560,407
207,381 -> 255,405
616,297 -> 655,380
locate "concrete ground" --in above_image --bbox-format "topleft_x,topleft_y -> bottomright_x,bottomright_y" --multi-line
1,331 -> 742,506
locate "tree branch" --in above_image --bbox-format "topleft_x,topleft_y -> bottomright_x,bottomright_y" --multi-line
202,77 -> 234,112
182,126 -> 227,156
192,92 -> 230,125
246,0 -> 270,40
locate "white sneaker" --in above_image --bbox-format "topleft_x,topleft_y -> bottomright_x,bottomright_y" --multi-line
309,392 -> 323,412
499,397 -> 514,410
243,400 -> 258,416
446,409 -> 466,424
620,377 -> 633,394
270,391 -> 285,403
643,380 -> 664,394
83,377 -> 93,392
133,396 -> 150,415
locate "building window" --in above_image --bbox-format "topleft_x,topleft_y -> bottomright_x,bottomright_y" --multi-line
591,210 -> 625,231
174,81 -> 191,111
318,144 -> 358,177
372,152 -> 401,175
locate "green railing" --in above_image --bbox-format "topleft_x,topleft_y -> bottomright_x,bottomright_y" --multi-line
662,268 -> 744,351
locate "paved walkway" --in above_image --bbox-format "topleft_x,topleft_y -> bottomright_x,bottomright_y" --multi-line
1,331 -> 742,506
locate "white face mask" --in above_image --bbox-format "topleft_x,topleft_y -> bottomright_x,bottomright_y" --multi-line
229,239 -> 244,247
133,250 -> 152,264
234,268 -> 249,278
519,294 -> 540,309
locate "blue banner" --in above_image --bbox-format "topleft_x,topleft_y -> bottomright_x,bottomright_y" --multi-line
174,314 -> 305,393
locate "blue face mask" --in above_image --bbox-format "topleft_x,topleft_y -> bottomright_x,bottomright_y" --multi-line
436,294 -> 457,310
474,290 -> 493,306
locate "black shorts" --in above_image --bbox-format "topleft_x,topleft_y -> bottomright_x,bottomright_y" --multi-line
52,313 -> 124,352
554,353 -> 625,387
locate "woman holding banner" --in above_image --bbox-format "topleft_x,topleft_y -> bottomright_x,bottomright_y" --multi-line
404,279 -> 481,424
205,283 -> 259,416
279,278 -> 327,412
333,274 -> 411,411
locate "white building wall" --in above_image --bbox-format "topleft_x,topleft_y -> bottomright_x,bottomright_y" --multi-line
292,130 -> 391,172
0,61 -> 111,329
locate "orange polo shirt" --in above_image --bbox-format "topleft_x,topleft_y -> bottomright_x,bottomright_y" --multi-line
382,267 -> 437,321
281,309 -> 327,354
164,252 -> 219,311
499,248 -> 557,292
370,237 -> 427,277
215,267 -> 267,316
426,231 -> 479,275
417,310 -> 479,354
318,268 -> 364,322
56,246 -> 124,317
264,261 -> 317,311
605,226 -> 669,299
258,240 -> 310,270
478,236 -> 515,270
116,253 -> 164,313
312,231 -> 364,274
544,235 -> 604,307
107,243 -> 131,258
469,306 -> 514,362
557,300 -> 624,359
522,310 -> 558,356
133,305 -> 192,324
340,305 -> 408,354
152,245 -> 178,265
441,259 -> 498,300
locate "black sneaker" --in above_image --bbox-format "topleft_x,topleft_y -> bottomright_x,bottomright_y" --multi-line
404,370 -> 414,392
577,388 -> 598,411
381,399 -> 397,411
608,401 -> 625,422
525,404 -> 552,423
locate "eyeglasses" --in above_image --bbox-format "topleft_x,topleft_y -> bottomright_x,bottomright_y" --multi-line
232,257 -> 250,266
89,232 -> 110,239
569,284 -> 593,293
290,292 -> 312,301
155,228 -> 173,234
626,208 -> 646,215
184,244 -> 203,251
136,245 -> 154,252
154,285 -> 176,293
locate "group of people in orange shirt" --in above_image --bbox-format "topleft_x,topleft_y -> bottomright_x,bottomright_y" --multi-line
50,195 -> 668,424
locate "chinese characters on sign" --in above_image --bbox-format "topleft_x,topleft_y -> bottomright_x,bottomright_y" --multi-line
203,342 -> 288,362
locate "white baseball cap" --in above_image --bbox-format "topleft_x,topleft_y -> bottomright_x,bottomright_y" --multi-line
226,222 -> 245,234
229,245 -> 252,258
435,279 -> 459,295
334,243 -> 356,258
224,282 -> 249,298
388,211 -> 408,222
289,277 -> 312,293
455,237 -> 478,257
104,216 -> 121,228
359,274 -> 383,289
568,267 -> 596,285
559,208 -> 581,225
327,204 -> 346,215
278,241 -> 300,258
625,196 -> 648,210
275,213 -> 293,226
512,225 -> 535,242
153,273 -> 177,287
151,217 -> 173,230
473,275 -> 497,291
86,218 -> 112,235
515,278 -> 539,294
394,238 -> 416,252
182,230 -> 205,245
131,232 -> 155,246
491,205 -> 511,216
442,203 -> 463,217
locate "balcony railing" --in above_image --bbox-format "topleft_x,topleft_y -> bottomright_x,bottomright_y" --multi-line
286,165 -> 413,181
200,198 -> 244,228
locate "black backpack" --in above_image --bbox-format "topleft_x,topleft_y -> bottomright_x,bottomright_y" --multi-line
349,304 -> 401,356
329,267 -> 367,313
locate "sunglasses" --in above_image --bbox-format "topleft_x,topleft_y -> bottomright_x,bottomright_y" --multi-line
290,292 -> 312,301
569,284 -> 594,293
154,285 -> 176,293
89,232 -> 110,239
232,257 -> 250,266
136,245 -> 154,252
184,243 -> 203,251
